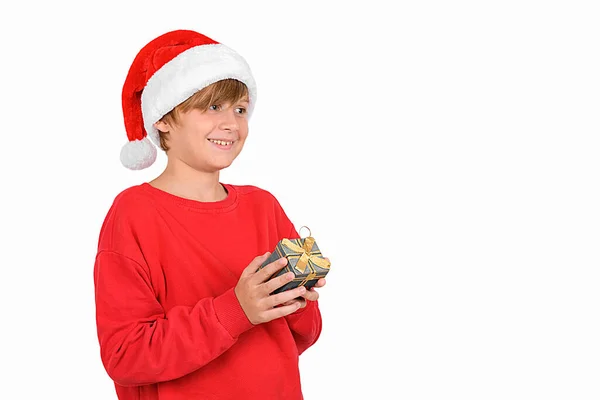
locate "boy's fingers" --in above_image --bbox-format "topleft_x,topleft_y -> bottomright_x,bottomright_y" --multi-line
253,257 -> 287,284
265,302 -> 302,319
262,270 -> 295,295
242,252 -> 271,278
301,290 -> 319,302
280,298 -> 305,308
294,298 -> 307,309
267,286 -> 306,308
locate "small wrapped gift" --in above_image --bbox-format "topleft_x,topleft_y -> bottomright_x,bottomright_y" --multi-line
259,227 -> 331,295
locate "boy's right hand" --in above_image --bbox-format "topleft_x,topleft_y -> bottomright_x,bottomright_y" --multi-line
235,252 -> 307,325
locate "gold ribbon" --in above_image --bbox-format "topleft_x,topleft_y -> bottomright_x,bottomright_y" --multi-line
281,238 -> 331,274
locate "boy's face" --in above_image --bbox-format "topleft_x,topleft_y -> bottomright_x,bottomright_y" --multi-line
154,98 -> 249,172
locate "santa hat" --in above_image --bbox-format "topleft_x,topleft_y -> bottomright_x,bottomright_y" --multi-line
120,29 -> 257,170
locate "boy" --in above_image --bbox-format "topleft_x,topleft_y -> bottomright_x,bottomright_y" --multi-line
94,29 -> 327,399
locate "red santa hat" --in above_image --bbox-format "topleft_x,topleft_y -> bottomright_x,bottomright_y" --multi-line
120,29 -> 257,170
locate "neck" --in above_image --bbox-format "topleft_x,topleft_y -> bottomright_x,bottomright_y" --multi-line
149,159 -> 227,202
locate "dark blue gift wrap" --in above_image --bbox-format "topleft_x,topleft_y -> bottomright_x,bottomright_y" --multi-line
258,236 -> 330,294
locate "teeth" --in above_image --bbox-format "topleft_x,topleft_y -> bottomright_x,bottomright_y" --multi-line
208,139 -> 233,146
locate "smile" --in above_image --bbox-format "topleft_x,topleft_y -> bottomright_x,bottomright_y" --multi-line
207,138 -> 235,149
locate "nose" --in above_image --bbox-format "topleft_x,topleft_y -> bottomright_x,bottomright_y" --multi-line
218,108 -> 239,132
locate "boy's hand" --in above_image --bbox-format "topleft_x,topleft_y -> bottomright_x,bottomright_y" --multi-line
282,278 -> 326,309
235,252 -> 307,325
282,257 -> 329,310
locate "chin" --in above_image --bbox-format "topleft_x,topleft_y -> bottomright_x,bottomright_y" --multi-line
218,162 -> 234,170
209,160 -> 234,171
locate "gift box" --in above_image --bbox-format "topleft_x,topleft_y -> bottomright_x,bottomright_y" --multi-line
259,233 -> 331,295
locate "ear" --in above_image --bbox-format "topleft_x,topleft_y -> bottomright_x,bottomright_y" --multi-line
154,120 -> 170,133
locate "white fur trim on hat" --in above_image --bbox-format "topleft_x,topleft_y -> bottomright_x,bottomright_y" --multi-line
140,43 -> 257,149
120,136 -> 157,170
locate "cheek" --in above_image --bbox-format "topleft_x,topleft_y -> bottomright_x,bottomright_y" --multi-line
184,121 -> 214,142
176,128 -> 208,153
238,121 -> 250,139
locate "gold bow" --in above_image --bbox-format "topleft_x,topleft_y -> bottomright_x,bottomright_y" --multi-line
281,237 -> 331,274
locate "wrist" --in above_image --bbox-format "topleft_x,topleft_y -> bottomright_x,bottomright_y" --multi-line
213,287 -> 254,338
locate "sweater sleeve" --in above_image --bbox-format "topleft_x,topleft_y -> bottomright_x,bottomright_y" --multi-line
285,298 -> 323,355
94,250 -> 254,387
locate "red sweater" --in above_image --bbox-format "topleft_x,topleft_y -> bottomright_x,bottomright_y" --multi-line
93,182 -> 322,399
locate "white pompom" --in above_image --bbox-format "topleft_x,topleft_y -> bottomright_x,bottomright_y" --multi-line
120,136 -> 157,170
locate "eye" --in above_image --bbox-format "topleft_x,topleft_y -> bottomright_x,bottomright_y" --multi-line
235,107 -> 247,115
209,104 -> 221,111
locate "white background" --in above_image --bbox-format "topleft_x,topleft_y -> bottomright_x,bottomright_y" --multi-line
0,1 -> 599,399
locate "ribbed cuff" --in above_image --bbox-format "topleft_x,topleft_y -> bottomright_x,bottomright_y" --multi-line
213,287 -> 254,338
